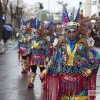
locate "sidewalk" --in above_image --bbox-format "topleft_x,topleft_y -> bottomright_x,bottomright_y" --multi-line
0,39 -> 17,54
5,39 -> 17,51
96,61 -> 100,100
0,39 -> 5,54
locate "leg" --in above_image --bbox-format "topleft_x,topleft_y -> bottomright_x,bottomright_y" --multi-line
39,66 -> 46,88
21,56 -> 28,73
28,65 -> 37,88
40,67 -> 45,73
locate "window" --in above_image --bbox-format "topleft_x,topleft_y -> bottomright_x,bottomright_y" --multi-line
92,1 -> 97,5
99,0 -> 100,4
98,12 -> 100,16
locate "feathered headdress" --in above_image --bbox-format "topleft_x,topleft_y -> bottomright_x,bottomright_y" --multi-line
62,6 -> 88,35
62,6 -> 80,32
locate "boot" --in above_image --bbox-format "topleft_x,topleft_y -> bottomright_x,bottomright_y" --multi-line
21,59 -> 28,73
28,72 -> 36,88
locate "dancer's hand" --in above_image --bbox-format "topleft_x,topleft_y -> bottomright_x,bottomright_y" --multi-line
82,69 -> 92,78
40,73 -> 46,81
17,49 -> 19,53
27,52 -> 30,56
82,70 -> 89,78
40,69 -> 48,80
46,58 -> 49,63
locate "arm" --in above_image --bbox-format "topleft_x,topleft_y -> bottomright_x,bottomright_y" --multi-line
83,48 -> 100,77
40,49 -> 61,80
87,49 -> 100,73
17,39 -> 21,53
27,43 -> 31,54
44,41 -> 50,62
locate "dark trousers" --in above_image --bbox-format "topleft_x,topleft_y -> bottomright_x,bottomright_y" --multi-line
22,56 -> 27,60
31,65 -> 45,73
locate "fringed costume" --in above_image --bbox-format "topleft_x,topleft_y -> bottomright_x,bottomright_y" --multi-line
40,7 -> 100,100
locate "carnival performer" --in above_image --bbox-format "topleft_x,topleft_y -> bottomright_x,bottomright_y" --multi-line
27,28 -> 49,88
46,22 -> 55,60
17,27 -> 30,73
40,7 -> 100,100
86,30 -> 95,48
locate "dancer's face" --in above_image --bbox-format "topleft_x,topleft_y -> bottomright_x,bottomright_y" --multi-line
67,30 -> 78,41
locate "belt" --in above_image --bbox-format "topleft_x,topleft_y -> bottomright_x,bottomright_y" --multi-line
61,96 -> 88,100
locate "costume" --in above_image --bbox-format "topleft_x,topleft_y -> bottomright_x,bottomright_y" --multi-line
46,22 -> 56,59
17,27 -> 30,73
27,24 -> 49,88
40,7 -> 100,100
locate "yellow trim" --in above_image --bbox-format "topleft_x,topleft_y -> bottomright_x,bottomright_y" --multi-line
31,41 -> 40,49
42,69 -> 48,74
66,43 -> 78,66
87,69 -> 92,75
75,96 -> 88,100
62,96 -> 88,100
20,54 -> 27,56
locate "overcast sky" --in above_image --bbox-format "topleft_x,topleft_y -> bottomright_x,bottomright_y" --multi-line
24,0 -> 82,11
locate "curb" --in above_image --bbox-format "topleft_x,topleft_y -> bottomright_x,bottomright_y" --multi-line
0,39 -> 17,56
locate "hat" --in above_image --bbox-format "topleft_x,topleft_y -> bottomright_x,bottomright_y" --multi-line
62,6 -> 80,32
22,26 -> 27,30
62,6 -> 88,35
67,21 -> 80,32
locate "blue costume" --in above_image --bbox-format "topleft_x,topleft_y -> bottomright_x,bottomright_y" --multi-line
17,31 -> 30,73
27,30 -> 49,88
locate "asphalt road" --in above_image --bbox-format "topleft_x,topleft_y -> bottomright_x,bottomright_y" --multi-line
0,46 -> 42,100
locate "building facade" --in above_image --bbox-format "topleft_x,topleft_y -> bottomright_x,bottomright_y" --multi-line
91,0 -> 100,17
82,0 -> 100,18
82,0 -> 92,17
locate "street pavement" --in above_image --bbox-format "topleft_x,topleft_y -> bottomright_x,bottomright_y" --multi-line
0,45 -> 42,100
0,44 -> 100,100
93,47 -> 100,100
0,39 -> 17,55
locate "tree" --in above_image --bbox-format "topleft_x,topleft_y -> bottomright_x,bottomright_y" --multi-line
8,0 -> 26,28
56,0 -> 68,22
0,1 -> 3,40
57,1 -> 68,7
41,10 -> 49,21
41,12 -> 48,21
